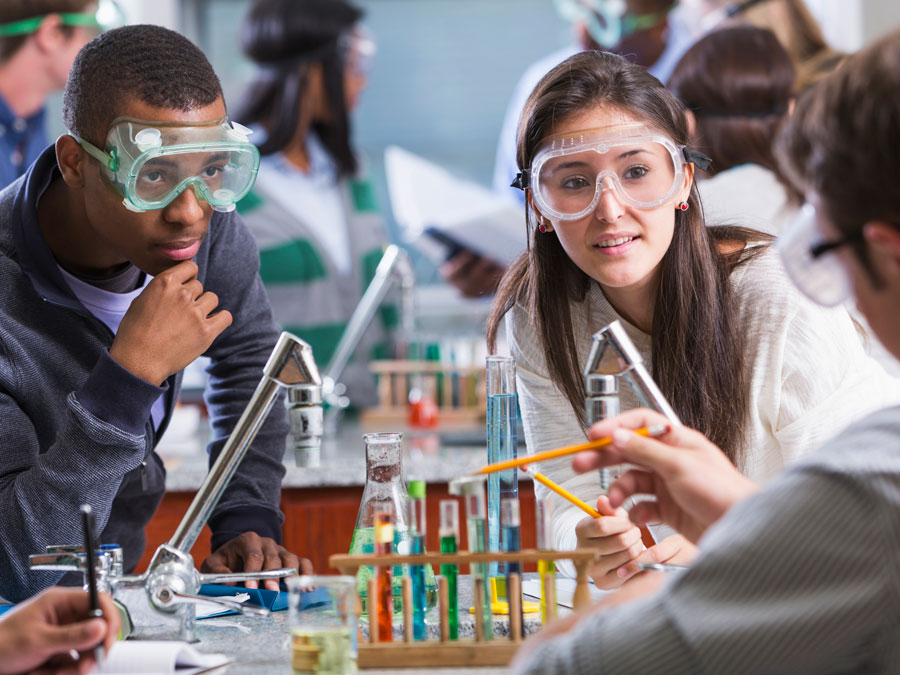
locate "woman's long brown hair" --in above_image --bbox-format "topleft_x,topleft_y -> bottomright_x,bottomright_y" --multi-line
486,50 -> 769,468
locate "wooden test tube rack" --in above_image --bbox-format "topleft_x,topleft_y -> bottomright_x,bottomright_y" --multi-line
328,549 -> 598,668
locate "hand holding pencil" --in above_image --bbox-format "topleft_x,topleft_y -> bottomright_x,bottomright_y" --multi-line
573,408 -> 760,544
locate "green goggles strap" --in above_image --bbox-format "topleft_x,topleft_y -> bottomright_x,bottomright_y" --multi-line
71,134 -> 119,172
623,6 -> 672,33
0,12 -> 99,37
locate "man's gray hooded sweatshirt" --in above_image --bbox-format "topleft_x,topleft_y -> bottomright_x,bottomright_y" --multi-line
0,146 -> 289,602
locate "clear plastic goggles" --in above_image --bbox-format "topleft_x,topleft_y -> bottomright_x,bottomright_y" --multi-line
526,124 -> 687,220
775,203 -> 853,307
73,116 -> 260,213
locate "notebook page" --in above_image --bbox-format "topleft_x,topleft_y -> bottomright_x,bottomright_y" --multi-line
92,641 -> 231,674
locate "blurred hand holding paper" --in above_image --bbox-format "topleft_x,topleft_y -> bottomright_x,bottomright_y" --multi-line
385,146 -> 527,266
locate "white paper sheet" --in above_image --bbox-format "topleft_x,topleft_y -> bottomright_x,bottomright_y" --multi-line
92,641 -> 232,674
384,145 -> 527,266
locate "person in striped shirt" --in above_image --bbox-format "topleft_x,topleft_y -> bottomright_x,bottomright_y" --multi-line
512,28 -> 900,675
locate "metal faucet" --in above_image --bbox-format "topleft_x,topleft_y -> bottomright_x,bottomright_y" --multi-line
313,244 -> 414,439
585,320 -> 681,488
31,332 -> 323,641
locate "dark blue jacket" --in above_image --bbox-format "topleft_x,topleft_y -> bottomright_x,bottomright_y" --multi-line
0,146 -> 288,601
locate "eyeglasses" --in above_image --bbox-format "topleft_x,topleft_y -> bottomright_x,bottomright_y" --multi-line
775,203 -> 858,307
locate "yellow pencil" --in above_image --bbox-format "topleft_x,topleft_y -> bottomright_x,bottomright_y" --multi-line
475,423 -> 669,476
523,466 -> 602,519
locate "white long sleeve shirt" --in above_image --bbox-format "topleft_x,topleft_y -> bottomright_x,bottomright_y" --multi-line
505,247 -> 900,575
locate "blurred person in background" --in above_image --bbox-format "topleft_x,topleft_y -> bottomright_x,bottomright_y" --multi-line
678,0 -> 844,92
236,0 -> 394,408
0,0 -> 97,188
668,25 -> 800,233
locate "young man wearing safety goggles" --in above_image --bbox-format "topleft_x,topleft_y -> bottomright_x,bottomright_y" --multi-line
0,24 -> 312,602
512,28 -> 900,675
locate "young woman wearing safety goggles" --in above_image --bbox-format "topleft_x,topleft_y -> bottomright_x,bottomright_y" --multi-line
486,49 -> 900,589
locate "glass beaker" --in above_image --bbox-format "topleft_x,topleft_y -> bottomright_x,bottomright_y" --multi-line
348,432 -> 436,615
287,575 -> 358,675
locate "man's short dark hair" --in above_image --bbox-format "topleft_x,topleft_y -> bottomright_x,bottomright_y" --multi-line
62,24 -> 223,144
0,0 -> 93,60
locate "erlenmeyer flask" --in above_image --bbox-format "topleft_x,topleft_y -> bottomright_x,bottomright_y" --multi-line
348,433 -> 437,615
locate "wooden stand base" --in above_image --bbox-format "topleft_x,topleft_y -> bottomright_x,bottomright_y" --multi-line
358,641 -> 519,668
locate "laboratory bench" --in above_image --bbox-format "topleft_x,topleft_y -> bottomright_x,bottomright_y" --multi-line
137,573 -> 547,674
141,417 -> 536,575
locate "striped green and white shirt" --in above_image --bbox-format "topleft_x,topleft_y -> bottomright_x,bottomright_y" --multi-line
520,404 -> 900,674
238,139 -> 396,407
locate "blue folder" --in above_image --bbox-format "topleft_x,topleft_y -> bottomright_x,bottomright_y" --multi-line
197,583 -> 330,619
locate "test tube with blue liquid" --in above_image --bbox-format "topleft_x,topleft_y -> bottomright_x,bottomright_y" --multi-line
408,480 -> 428,641
486,355 -> 517,582
501,498 -> 524,638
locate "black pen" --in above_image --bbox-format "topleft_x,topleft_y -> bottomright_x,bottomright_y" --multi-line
81,504 -> 105,666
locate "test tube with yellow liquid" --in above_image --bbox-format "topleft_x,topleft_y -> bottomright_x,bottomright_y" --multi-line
536,498 -> 557,624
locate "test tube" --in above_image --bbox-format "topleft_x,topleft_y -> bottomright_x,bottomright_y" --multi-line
500,498 -> 524,638
408,480 -> 428,641
536,498 -> 557,624
486,356 -> 518,580
439,499 -> 459,640
449,475 -> 492,640
373,504 -> 394,642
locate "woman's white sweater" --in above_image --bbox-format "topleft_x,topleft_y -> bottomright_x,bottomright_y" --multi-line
505,247 -> 900,576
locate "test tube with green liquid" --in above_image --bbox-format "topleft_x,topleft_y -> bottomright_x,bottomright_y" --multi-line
439,499 -> 459,640
408,480 -> 428,641
501,498 -> 524,638
536,498 -> 557,624
449,475 -> 492,640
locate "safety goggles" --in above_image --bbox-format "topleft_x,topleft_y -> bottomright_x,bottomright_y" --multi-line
775,203 -> 862,307
552,0 -> 672,48
73,117 -> 261,213
513,124 -> 707,220
0,0 -> 124,37
340,25 -> 376,78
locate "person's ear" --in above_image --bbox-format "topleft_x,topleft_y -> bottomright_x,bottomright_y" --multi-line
862,222 -> 900,285
55,135 -> 90,189
677,161 -> 695,203
32,13 -> 68,54
526,190 -> 554,233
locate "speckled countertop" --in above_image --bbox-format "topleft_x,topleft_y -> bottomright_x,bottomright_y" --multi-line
133,574 -> 552,674
158,414 -> 530,492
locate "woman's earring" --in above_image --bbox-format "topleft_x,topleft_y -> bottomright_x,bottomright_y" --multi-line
539,223 -> 546,232
677,202 -> 689,212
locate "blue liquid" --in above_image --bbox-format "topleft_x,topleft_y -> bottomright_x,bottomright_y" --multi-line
487,393 -> 518,578
502,523 -> 524,638
410,533 -> 427,640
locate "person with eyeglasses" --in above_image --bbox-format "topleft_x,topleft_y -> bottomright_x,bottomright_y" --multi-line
485,48 -> 899,591
236,0 -> 393,409
0,1 -> 102,189
511,28 -> 900,674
